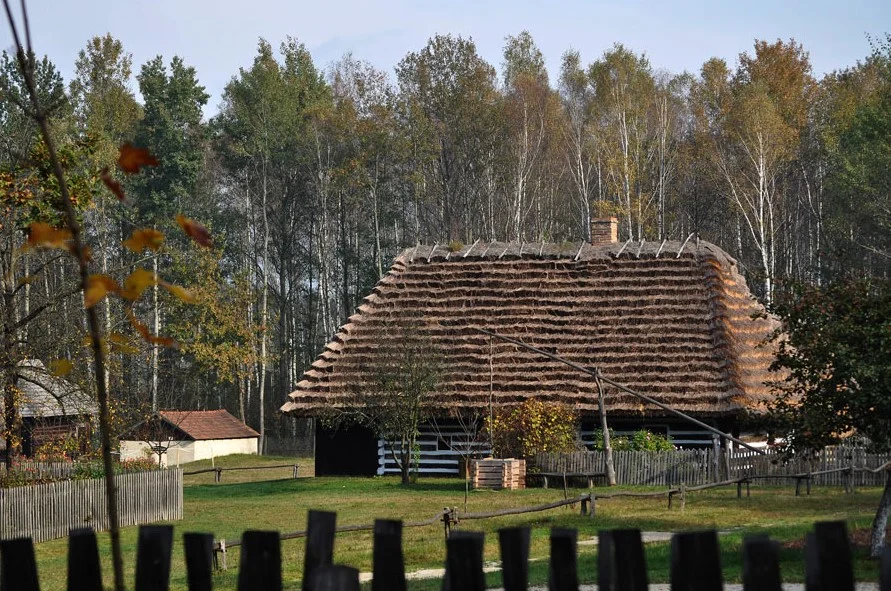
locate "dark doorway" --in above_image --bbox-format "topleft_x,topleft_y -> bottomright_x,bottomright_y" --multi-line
315,425 -> 378,476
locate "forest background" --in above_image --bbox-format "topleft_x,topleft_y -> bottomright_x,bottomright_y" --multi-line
1,29 -> 889,451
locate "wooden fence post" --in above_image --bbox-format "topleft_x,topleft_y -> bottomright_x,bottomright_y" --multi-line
549,528 -> 578,591
805,521 -> 854,591
303,510 -> 336,591
183,533 -> 214,591
597,529 -> 647,591
0,537 -> 40,591
498,527 -> 530,591
372,519 -> 406,591
880,544 -> 890,591
135,524 -> 174,591
670,530 -> 722,591
238,531 -> 281,591
443,531 -> 485,591
741,535 -> 781,591
68,528 -> 102,591
310,565 -> 360,591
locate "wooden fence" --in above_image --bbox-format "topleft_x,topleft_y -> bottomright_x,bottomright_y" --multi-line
535,449 -> 715,485
0,461 -> 75,481
0,469 -> 183,544
1,513 -> 889,590
535,446 -> 891,486
729,446 -> 891,486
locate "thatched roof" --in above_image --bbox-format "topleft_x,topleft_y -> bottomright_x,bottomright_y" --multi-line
14,360 -> 97,418
281,240 -> 781,418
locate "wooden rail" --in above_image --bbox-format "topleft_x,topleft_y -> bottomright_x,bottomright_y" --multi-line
182,463 -> 299,483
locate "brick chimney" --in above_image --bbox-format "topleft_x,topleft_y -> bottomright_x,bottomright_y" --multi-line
591,217 -> 618,245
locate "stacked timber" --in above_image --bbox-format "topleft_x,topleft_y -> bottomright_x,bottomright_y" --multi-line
471,458 -> 526,490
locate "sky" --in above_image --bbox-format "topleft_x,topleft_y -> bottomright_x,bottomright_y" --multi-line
2,0 -> 889,117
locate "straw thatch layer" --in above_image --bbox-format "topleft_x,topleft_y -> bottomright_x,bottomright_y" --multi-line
281,240 -> 781,418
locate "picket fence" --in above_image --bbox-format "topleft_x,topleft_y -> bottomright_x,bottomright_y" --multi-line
0,461 -> 76,481
535,446 -> 891,487
0,513 -> 889,591
0,469 -> 183,543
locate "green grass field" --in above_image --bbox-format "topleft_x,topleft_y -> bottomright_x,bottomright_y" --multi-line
29,454 -> 887,590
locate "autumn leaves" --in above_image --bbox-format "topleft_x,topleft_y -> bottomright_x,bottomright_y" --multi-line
25,143 -> 211,362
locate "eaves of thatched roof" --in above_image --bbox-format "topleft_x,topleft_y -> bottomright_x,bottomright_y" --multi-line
281,239 -> 781,418
12,360 -> 97,419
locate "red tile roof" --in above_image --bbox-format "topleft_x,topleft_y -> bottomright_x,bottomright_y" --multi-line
158,410 -> 259,441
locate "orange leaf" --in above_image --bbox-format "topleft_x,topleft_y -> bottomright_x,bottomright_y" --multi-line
117,143 -> 159,174
65,242 -> 92,263
123,228 -> 164,253
84,275 -> 119,308
121,268 -> 157,301
100,167 -> 128,203
26,222 -> 72,250
161,281 -> 196,303
48,358 -> 73,377
175,214 -> 213,248
109,332 -> 140,355
126,308 -> 178,349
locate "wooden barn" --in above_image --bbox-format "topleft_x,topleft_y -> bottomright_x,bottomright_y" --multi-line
281,219 -> 781,476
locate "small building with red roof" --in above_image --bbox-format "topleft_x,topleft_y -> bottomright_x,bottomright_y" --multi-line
119,409 -> 259,466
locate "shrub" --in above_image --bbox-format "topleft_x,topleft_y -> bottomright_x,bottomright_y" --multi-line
486,400 -> 580,459
447,239 -> 464,252
33,434 -> 81,462
590,428 -> 674,451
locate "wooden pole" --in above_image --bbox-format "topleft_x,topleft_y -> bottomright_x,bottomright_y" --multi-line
474,328 -> 766,454
595,376 -> 617,486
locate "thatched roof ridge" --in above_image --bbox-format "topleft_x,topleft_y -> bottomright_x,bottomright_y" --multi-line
282,240 -> 780,418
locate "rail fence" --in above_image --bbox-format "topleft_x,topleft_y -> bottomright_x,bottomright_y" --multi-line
0,512 -> 888,590
183,463 -> 299,482
0,469 -> 183,543
534,445 -> 891,487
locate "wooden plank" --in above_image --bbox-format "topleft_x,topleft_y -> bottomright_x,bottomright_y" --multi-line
807,521 -> 854,591
549,528 -> 578,591
238,531 -> 281,591
372,520 -> 406,591
309,565 -> 359,591
135,524 -> 174,591
302,510 -> 336,591
443,531 -> 485,591
68,528 -> 102,591
880,543 -> 891,591
598,529 -> 646,591
498,527 -> 530,591
670,530 -> 722,591
183,533 -> 214,591
741,536 -> 781,591
0,537 -> 40,591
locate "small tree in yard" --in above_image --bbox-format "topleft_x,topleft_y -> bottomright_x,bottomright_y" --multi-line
766,277 -> 891,558
326,323 -> 440,485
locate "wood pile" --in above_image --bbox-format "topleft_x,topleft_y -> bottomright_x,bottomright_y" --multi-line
471,458 -> 526,490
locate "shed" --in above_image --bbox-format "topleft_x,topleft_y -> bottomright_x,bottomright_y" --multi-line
3,360 -> 98,457
281,219 -> 782,476
119,409 -> 259,466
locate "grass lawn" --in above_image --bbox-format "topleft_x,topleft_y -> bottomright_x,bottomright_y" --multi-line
29,454 -> 886,590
